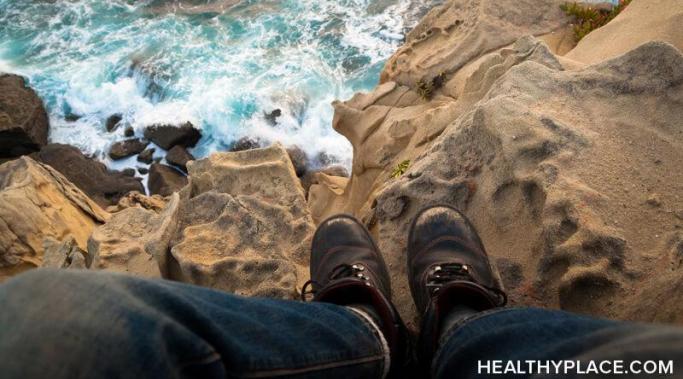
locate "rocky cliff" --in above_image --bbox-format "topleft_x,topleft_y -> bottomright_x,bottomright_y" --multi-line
0,0 -> 682,329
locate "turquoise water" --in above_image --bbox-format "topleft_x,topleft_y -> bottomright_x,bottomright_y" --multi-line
0,0 -> 436,168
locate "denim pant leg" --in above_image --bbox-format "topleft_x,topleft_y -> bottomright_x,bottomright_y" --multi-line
0,269 -> 387,379
433,307 -> 683,378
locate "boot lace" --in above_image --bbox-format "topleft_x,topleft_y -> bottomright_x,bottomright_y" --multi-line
426,263 -> 507,306
301,264 -> 370,301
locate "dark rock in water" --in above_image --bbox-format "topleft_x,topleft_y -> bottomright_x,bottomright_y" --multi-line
148,163 -> 187,196
64,113 -> 81,122
314,151 -> 337,167
143,122 -> 201,150
109,139 -> 149,160
165,145 -> 194,173
106,114 -> 123,132
31,143 -> 144,206
138,167 -> 149,175
228,137 -> 261,151
122,168 -> 136,177
0,74 -> 49,158
286,145 -> 308,177
124,126 -> 135,137
229,137 -> 261,152
264,109 -> 282,125
138,148 -> 155,164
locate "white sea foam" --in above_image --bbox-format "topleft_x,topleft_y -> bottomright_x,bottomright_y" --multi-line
0,0 -> 439,169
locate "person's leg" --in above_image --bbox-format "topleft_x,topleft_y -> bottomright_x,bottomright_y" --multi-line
0,269 -> 388,379
433,307 -> 683,379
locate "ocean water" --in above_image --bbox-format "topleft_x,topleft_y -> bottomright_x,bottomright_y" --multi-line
0,0 -> 437,169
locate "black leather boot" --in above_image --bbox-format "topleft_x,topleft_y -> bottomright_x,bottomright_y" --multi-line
407,205 -> 507,373
303,214 -> 407,377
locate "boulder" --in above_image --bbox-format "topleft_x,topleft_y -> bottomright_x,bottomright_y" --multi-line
109,139 -> 149,160
137,148 -> 155,164
148,163 -> 187,196
124,126 -> 135,137
0,74 -> 49,158
31,143 -> 144,207
143,122 -> 201,150
42,236 -> 88,269
169,143 -> 315,298
301,165 -> 349,196
105,191 -> 168,214
0,157 -> 109,281
105,114 -> 123,132
165,145 -> 194,173
89,194 -> 180,278
229,136 -> 261,152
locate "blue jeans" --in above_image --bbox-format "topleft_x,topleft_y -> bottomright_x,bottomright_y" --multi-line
0,269 -> 681,378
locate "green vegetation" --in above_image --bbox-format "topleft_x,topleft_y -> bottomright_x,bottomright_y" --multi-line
391,159 -> 411,178
416,72 -> 447,101
560,0 -> 632,42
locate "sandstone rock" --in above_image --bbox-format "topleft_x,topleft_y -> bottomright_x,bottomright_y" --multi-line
0,157 -> 108,281
105,114 -> 123,132
169,143 -> 315,298
109,139 -> 149,160
90,194 -> 180,278
380,0 -> 569,87
148,163 -> 187,196
105,191 -> 168,214
311,31 -> 683,326
301,165 -> 349,196
32,143 -> 144,207
165,145 -> 194,173
143,122 -> 201,150
42,236 -> 88,269
137,148 -> 155,164
0,74 -> 49,158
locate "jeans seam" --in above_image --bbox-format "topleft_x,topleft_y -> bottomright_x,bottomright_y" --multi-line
431,307 -> 516,375
231,354 -> 386,378
178,351 -> 222,371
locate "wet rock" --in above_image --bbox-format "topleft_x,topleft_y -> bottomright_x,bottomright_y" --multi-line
109,139 -> 149,160
264,108 -> 282,125
122,168 -> 136,177
65,113 -> 81,122
0,74 -> 49,158
31,143 -> 144,207
165,145 -> 194,173
143,122 -> 201,150
229,136 -> 261,152
286,145 -> 309,177
105,114 -> 123,132
0,157 -> 109,280
137,148 -> 155,164
138,167 -> 149,175
148,163 -> 187,196
124,126 -> 135,137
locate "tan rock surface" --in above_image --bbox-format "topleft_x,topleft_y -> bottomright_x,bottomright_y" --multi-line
310,0 -> 683,327
0,157 -> 108,281
89,194 -> 180,278
169,144 -> 315,298
564,0 -> 683,65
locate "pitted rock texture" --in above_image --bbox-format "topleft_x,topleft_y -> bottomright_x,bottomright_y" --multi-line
311,34 -> 683,326
168,144 -> 315,298
0,157 -> 109,281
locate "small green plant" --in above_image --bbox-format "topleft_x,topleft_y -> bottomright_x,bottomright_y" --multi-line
416,72 -> 447,101
560,0 -> 632,42
391,159 -> 411,178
